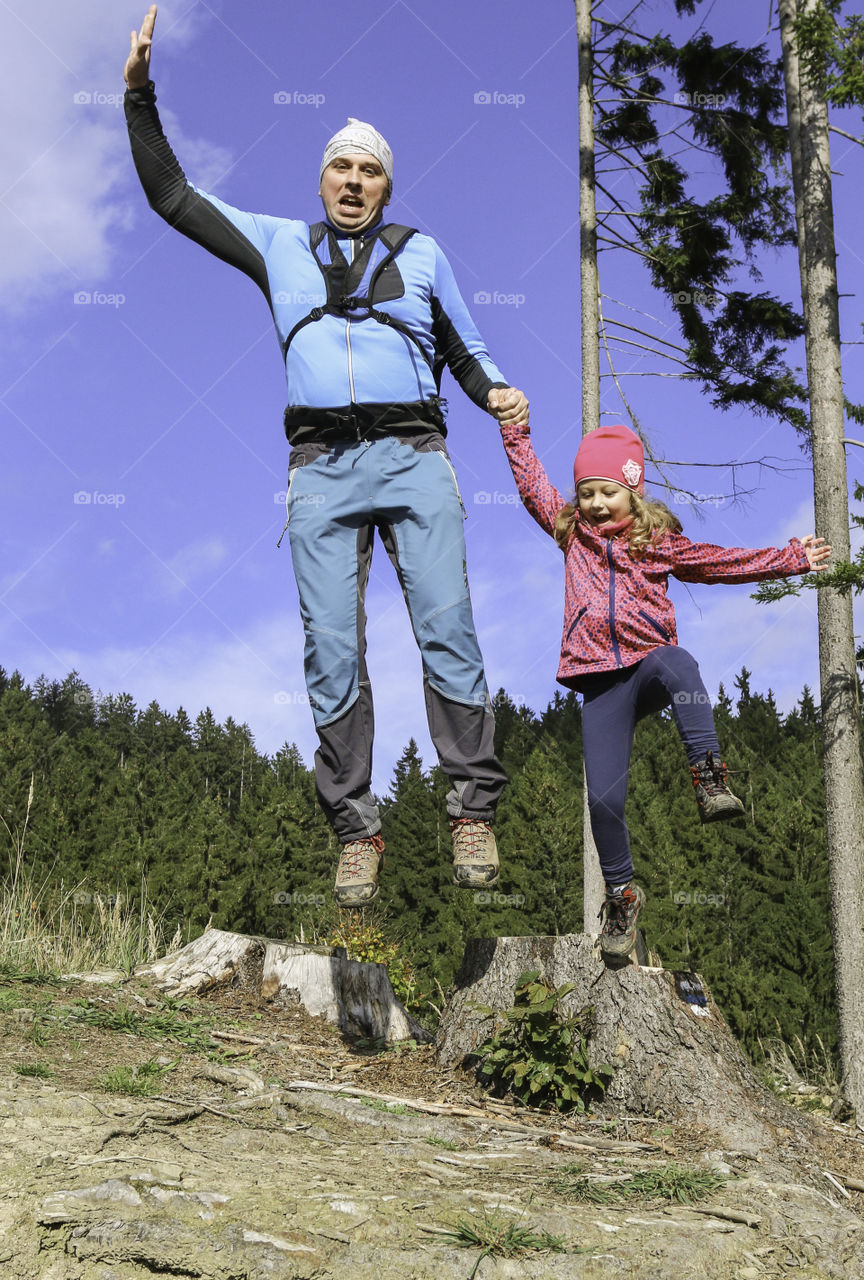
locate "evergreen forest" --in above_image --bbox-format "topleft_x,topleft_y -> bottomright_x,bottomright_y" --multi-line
0,663 -> 845,1071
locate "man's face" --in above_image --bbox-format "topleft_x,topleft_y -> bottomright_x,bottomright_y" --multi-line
319,153 -> 390,233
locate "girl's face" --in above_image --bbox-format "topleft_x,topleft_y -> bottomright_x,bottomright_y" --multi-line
577,479 -> 633,529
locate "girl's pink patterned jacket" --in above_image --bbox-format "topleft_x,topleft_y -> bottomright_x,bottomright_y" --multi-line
500,422 -> 811,688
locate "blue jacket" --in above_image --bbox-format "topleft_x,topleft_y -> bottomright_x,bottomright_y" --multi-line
125,84 -> 507,412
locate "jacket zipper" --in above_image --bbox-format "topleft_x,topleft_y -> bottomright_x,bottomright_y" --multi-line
606,541 -> 623,665
565,605 -> 587,641
637,607 -> 670,641
345,236 -> 360,402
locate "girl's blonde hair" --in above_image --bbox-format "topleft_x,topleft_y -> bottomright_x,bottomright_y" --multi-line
554,490 -> 682,557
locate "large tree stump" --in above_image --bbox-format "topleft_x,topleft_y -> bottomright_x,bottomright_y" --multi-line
436,934 -> 791,1152
135,927 -> 429,1044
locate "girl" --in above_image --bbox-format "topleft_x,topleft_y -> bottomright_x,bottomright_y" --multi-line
500,420 -> 830,958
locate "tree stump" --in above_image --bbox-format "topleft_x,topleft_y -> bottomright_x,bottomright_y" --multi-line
135,927 -> 429,1044
436,934 -> 791,1152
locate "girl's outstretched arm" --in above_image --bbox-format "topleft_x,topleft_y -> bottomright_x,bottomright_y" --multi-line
665,531 -> 812,584
499,421 -> 567,539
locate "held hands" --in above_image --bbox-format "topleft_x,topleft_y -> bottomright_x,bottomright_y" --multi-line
124,5 -> 157,88
800,534 -> 831,571
487,387 -> 529,427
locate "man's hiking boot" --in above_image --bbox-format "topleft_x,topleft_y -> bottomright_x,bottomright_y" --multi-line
690,751 -> 745,824
599,880 -> 646,958
334,834 -> 385,907
451,818 -> 499,888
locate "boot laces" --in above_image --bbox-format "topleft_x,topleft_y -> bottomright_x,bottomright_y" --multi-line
598,886 -> 637,936
339,835 -> 383,878
451,818 -> 492,860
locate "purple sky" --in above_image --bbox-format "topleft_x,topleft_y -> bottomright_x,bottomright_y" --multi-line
2,0 -> 862,791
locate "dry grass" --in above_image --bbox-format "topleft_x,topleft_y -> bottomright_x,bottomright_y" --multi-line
1,775 -> 181,976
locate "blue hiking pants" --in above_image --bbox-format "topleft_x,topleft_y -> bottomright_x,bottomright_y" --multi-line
580,646 -> 720,886
286,435 -> 506,840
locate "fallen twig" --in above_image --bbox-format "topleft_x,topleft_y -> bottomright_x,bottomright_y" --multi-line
684,1206 -> 761,1228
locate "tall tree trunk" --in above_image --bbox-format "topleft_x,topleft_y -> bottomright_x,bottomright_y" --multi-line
576,0 -> 604,933
779,0 -> 864,1121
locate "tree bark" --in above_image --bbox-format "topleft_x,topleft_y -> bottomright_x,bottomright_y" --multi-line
135,927 -> 429,1043
437,934 -> 797,1152
576,0 -> 605,933
778,0 -> 864,1122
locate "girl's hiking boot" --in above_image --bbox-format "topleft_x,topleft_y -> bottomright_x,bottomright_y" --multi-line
690,752 -> 745,823
599,880 -> 645,958
451,818 -> 499,888
334,834 -> 385,907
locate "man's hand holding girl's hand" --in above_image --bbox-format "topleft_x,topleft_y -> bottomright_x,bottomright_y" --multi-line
487,387 -> 529,427
800,534 -> 831,571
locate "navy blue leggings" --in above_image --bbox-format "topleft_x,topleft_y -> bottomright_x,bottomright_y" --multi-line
580,646 -> 720,887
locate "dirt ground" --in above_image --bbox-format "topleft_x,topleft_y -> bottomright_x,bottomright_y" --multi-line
0,971 -> 862,1279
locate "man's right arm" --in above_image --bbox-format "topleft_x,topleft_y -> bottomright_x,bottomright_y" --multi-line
124,8 -> 272,292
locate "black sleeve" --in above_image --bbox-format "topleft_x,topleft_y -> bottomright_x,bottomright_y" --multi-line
124,81 -> 269,296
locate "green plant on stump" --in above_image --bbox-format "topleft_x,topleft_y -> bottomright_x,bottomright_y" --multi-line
475,970 -> 615,1113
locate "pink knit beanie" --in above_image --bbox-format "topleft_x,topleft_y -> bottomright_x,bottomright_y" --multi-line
573,425 -> 644,494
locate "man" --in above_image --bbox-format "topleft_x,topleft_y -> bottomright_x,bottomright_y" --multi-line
124,7 -> 527,906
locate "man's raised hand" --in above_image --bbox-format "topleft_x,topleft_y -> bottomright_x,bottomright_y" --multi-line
124,5 -> 157,89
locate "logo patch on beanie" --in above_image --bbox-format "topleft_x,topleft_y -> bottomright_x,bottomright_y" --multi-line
622,458 -> 642,488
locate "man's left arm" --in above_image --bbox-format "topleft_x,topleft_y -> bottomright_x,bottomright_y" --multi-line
430,243 -> 527,424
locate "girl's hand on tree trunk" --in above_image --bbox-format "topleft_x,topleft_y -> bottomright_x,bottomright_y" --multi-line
124,5 -> 157,89
800,534 -> 831,571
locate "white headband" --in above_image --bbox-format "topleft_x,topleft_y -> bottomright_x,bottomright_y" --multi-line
320,118 -> 393,189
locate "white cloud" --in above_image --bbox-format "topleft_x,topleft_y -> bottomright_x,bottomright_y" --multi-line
0,2 -> 221,309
